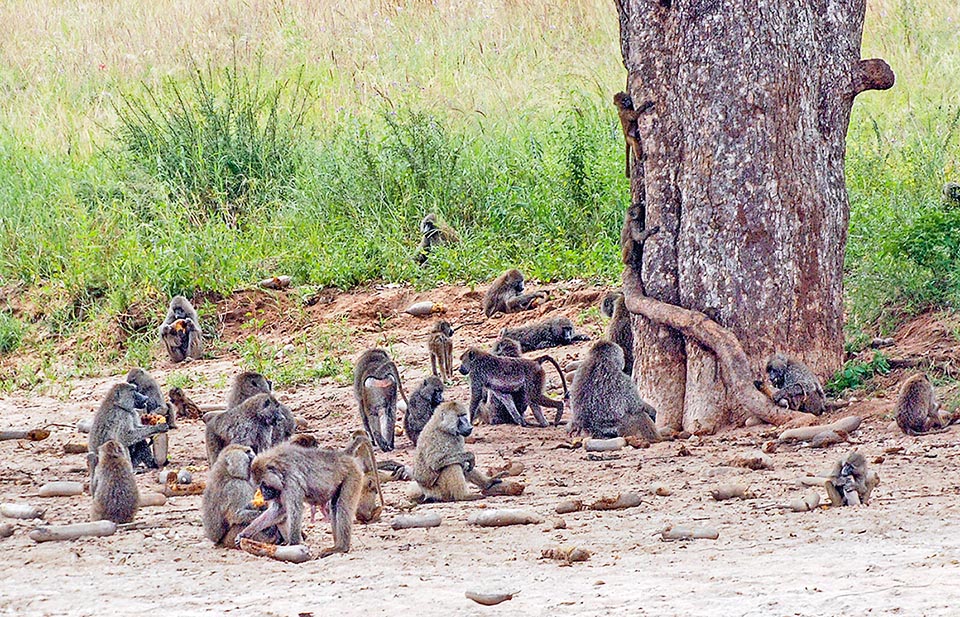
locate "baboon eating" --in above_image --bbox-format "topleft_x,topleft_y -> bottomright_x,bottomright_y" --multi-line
88,383 -> 169,481
238,442 -> 363,556
824,451 -> 879,506
202,444 -> 281,547
894,373 -> 946,435
427,320 -> 455,381
159,296 -> 203,363
568,340 -> 659,441
353,348 -> 408,452
90,439 -> 140,524
416,213 -> 460,265
342,430 -> 385,524
600,291 -> 635,375
459,347 -> 567,427
203,393 -> 292,465
404,376 -> 444,446
410,401 -> 499,502
499,317 -> 590,353
126,368 -> 174,427
757,353 -> 826,416
482,269 -> 547,317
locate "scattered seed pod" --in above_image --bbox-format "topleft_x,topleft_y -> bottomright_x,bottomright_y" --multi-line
541,545 -> 591,563
584,437 -> 626,452
555,500 -> 583,515
38,482 -> 84,498
404,301 -> 445,316
391,514 -> 442,530
30,520 -> 116,543
710,484 -> 753,501
465,591 -> 515,606
467,509 -> 542,527
239,538 -> 312,563
589,492 -> 643,511
786,490 -> 821,512
0,503 -> 45,520
259,275 -> 292,290
660,525 -> 719,541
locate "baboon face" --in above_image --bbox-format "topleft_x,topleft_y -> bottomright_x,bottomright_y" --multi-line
113,383 -> 148,411
356,474 -> 382,524
840,452 -> 865,478
615,92 -> 634,109
458,350 -> 475,375
432,387 -> 444,407
421,214 -> 437,235
252,463 -> 283,501
437,402 -> 472,437
765,354 -> 789,387
435,320 -> 454,337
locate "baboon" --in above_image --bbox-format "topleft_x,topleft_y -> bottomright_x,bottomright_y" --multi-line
758,353 -> 826,416
353,348 -> 408,452
894,373 -> 946,435
289,433 -> 319,448
568,340 -> 659,441
342,430 -> 385,524
126,368 -> 174,427
168,387 -> 201,421
824,451 -> 880,506
159,296 -> 203,363
238,442 -> 363,556
943,182 -> 960,207
416,213 -> 460,265
601,291 -> 635,375
459,347 -> 568,427
482,269 -> 547,317
478,338 -> 527,426
225,371 -> 273,409
202,444 -> 282,547
203,393 -> 292,465
427,320 -> 455,381
411,401 -> 499,502
404,376 -> 444,446
88,382 -> 169,481
90,439 -> 139,524
499,317 -> 590,353
614,91 -> 642,178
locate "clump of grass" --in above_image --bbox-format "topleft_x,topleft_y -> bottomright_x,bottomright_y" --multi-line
0,312 -> 25,354
826,352 -> 891,396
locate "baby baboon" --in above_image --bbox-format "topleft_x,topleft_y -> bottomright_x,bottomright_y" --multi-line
569,340 -> 659,441
895,373 -> 945,435
88,383 -> 170,479
239,442 -> 363,556
614,91 -> 642,178
427,320 -> 455,381
825,451 -> 879,506
500,317 -> 590,353
943,182 -> 960,207
159,296 -> 203,363
416,213 -> 460,265
404,376 -> 444,446
411,401 -> 498,502
353,348 -> 408,452
126,368 -> 174,427
91,439 -> 139,524
601,291 -> 635,375
459,347 -> 567,427
202,444 -> 282,547
225,371 -> 273,409
204,393 -> 292,465
343,430 -> 385,524
482,269 -> 547,318
759,353 -> 826,416
168,387 -> 201,421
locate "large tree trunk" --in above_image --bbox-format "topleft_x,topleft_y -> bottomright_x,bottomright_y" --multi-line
615,1 -> 893,433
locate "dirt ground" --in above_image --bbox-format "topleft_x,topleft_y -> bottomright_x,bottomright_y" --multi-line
2,282 -> 960,617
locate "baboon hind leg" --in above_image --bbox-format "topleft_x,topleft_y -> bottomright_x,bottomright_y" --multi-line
489,390 -> 527,426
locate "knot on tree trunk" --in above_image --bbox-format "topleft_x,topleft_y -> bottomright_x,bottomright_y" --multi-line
851,58 -> 895,97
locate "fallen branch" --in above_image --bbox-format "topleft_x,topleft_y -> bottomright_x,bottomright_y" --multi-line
778,416 -> 861,443
0,429 -> 50,442
239,538 -> 312,563
391,513 -> 442,530
660,525 -> 719,541
468,509 -> 542,527
30,520 -> 116,543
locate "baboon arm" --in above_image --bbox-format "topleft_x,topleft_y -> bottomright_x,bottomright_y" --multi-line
121,423 -> 167,446
238,501 -> 285,545
433,451 -> 473,473
465,468 -> 497,491
227,506 -> 266,526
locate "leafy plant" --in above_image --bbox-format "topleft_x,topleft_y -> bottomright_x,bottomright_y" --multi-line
826,352 -> 891,395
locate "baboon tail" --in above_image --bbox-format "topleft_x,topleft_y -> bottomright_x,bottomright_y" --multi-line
535,355 -> 569,400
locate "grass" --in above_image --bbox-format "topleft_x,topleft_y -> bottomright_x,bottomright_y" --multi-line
0,0 -> 957,383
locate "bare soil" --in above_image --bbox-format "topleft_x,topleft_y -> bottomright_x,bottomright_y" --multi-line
2,283 -> 959,617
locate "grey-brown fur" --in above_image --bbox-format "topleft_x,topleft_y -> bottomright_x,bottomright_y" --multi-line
353,348 -> 408,452
159,296 -> 203,363
943,182 -> 960,206
126,368 -> 175,427
479,338 -> 527,425
825,451 -> 879,506
895,373 -> 944,435
203,393 -> 292,465
601,291 -> 635,375
763,353 -> 826,416
225,371 -> 272,410
482,269 -> 546,317
499,317 -> 589,353
569,340 -> 659,441
88,383 -> 169,482
416,213 -> 459,265
202,444 -> 281,547
404,376 -> 444,446
91,439 -> 139,524
427,320 -> 455,381
343,430 -> 385,524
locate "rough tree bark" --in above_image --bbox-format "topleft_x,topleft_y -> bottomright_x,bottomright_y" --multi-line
615,1 -> 893,433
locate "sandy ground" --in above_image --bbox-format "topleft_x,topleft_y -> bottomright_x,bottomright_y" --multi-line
1,283 -> 959,617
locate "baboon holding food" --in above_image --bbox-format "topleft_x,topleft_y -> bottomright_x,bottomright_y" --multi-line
126,368 -> 175,427
238,442 -> 363,556
202,444 -> 282,547
601,291 -> 635,376
427,320 -> 455,381
459,347 -> 567,427
824,451 -> 879,506
159,296 -> 203,363
410,401 -> 498,502
204,393 -> 292,465
416,213 -> 460,265
404,376 -> 444,446
343,430 -> 385,524
88,383 -> 170,480
482,269 -> 547,317
91,439 -> 139,524
759,353 -> 826,416
499,317 -> 590,353
353,348 -> 408,452
569,340 -> 659,441
895,373 -> 946,435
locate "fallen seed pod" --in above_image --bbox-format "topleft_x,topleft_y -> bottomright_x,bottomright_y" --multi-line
160,482 -> 205,497
76,419 -> 93,434
589,492 -> 642,511
391,514 -> 442,530
404,301 -> 445,316
541,545 -> 591,563
482,480 -> 524,497
728,451 -> 773,470
810,430 -> 848,448
1,503 -> 45,520
787,490 -> 821,512
152,433 -> 168,467
660,525 -> 719,541
38,482 -> 84,498
239,538 -> 312,563
176,469 -> 193,485
584,437 -> 627,452
30,520 -> 116,543
710,484 -> 753,501
778,416 -> 862,443
259,275 -> 292,290
487,461 -> 525,478
0,523 -> 13,538
63,443 -> 88,454
555,500 -> 583,514
465,591 -> 515,606
137,493 -> 167,508
0,429 -> 50,441
467,509 -> 542,527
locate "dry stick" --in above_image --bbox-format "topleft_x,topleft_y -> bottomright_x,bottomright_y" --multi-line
30,520 -> 116,542
622,271 -> 805,427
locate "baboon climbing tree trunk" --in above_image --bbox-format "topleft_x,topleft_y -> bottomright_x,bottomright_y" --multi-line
615,1 -> 893,433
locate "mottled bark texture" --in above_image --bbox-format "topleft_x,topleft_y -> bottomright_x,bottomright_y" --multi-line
616,0 -> 893,433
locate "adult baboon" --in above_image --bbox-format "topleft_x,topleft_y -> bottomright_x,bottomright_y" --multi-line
126,368 -> 174,427
482,269 -> 547,317
225,371 -> 273,410
427,320 -> 455,381
90,439 -> 139,524
88,383 -> 169,481
159,296 -> 203,363
203,394 -> 292,465
353,348 -> 407,452
478,338 -> 527,426
404,376 -> 444,446
499,317 -> 589,353
202,444 -> 281,547
895,373 -> 946,435
416,213 -> 459,265
757,353 -> 826,416
600,291 -> 634,375
824,451 -> 880,506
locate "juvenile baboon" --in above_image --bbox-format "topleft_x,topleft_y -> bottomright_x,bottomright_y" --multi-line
126,368 -> 175,427
204,393 -> 292,465
343,430 -> 385,524
459,347 -> 567,427
758,353 -> 826,416
614,91 -> 642,178
238,442 -> 363,556
159,296 -> 203,363
499,317 -> 590,353
482,269 -> 547,317
943,182 -> 960,207
202,444 -> 281,547
569,341 -> 659,441
353,348 -> 408,452
416,213 -> 460,265
601,291 -> 635,375
88,383 -> 169,480
427,320 -> 455,381
894,373 -> 946,435
825,451 -> 880,506
90,439 -> 140,524
225,371 -> 273,409
168,387 -> 201,421
411,402 -> 498,502
404,376 -> 444,446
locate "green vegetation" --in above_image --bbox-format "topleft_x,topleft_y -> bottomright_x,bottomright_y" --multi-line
826,352 -> 891,396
